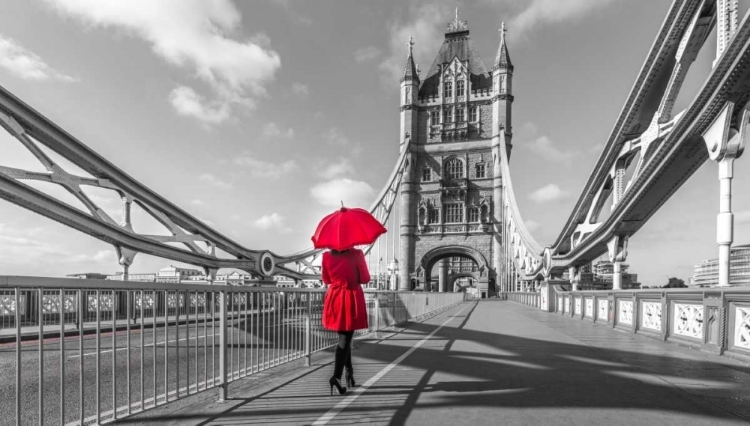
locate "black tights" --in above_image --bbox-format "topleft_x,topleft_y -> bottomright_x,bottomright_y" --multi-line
334,331 -> 354,379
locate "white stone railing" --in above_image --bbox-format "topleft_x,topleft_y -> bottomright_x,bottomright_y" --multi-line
505,284 -> 750,362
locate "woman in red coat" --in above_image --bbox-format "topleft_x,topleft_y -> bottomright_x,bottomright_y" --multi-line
321,248 -> 370,395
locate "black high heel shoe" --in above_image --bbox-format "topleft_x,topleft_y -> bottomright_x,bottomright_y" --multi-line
345,371 -> 356,388
329,377 -> 347,395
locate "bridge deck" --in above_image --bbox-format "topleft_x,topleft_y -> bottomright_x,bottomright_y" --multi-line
125,300 -> 750,425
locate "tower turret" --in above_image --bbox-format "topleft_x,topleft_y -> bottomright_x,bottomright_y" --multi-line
400,36 -> 420,152
492,22 -> 514,158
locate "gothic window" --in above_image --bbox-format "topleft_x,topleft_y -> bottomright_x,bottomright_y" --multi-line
476,163 -> 486,178
456,108 -> 465,123
444,81 -> 453,97
444,158 -> 464,179
429,209 -> 440,224
430,110 -> 439,125
422,167 -> 432,182
444,204 -> 463,223
468,207 -> 480,223
444,108 -> 453,124
457,80 -> 465,97
470,106 -> 478,122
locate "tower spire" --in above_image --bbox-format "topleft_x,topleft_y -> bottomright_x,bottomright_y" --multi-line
401,35 -> 419,82
494,21 -> 513,70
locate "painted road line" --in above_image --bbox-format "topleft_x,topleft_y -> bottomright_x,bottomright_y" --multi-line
312,302 -> 472,426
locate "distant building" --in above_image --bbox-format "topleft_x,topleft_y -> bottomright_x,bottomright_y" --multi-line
156,265 -> 202,283
577,261 -> 640,290
692,244 -> 750,287
67,273 -> 109,280
106,272 -> 156,282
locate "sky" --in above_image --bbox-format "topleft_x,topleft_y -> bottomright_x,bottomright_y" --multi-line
0,0 -> 748,287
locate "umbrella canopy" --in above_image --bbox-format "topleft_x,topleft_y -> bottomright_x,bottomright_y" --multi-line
312,207 -> 387,251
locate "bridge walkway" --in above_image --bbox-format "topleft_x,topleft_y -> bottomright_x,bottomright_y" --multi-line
122,300 -> 750,425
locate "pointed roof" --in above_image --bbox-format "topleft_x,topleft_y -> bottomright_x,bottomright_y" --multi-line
418,10 -> 492,97
401,36 -> 419,83
494,22 -> 513,70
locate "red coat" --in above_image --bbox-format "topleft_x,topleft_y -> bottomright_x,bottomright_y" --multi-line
321,249 -> 370,331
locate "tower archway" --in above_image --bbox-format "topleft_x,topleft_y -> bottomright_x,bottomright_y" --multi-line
416,245 -> 494,297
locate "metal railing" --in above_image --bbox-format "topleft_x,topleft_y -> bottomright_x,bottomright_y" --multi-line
503,285 -> 750,363
0,276 -> 465,425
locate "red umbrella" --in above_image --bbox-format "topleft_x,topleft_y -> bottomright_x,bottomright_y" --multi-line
312,207 -> 387,251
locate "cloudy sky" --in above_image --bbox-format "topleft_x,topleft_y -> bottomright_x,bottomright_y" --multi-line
0,0 -> 748,286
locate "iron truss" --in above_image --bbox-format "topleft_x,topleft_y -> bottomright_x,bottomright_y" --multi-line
501,0 -> 750,281
0,85 -> 409,282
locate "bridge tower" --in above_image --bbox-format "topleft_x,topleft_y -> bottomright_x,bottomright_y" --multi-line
398,9 -> 513,298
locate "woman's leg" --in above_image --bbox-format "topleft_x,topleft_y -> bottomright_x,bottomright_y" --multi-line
342,331 -> 354,373
333,332 -> 350,380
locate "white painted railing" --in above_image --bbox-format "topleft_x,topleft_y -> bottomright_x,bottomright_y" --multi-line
0,276 -> 464,425
504,285 -> 750,363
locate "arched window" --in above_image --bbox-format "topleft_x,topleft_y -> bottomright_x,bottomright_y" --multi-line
444,158 -> 464,179
444,81 -> 453,97
456,80 -> 465,97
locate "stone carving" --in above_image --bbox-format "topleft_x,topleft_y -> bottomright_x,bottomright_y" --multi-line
558,296 -> 563,312
585,298 -> 593,318
735,307 -> 750,350
541,292 -> 548,311
445,225 -> 466,233
674,303 -> 703,339
598,299 -> 608,321
641,301 -> 662,331
574,297 -> 581,315
619,300 -> 633,325
564,297 -> 570,313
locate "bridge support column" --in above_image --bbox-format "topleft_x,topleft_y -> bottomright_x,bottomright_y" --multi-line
612,262 -> 622,291
438,260 -> 449,293
607,235 -> 628,291
569,266 -> 580,291
702,101 -> 747,287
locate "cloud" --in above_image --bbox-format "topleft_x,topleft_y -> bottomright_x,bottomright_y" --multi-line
318,157 -> 355,180
379,3 -> 451,83
233,155 -> 297,178
525,135 -> 575,164
44,0 -> 281,124
291,82 -> 309,96
529,184 -> 569,203
190,199 -> 205,206
0,34 -> 76,82
262,122 -> 294,138
590,143 -> 605,154
310,178 -> 375,209
253,213 -> 292,233
169,86 -> 231,125
198,173 -> 232,188
509,0 -> 618,39
323,127 -> 361,154
354,46 -> 382,63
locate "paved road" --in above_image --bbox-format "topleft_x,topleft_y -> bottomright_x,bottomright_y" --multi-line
129,300 -> 750,425
0,309 -> 319,425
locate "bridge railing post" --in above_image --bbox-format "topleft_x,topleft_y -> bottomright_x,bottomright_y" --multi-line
374,295 -> 381,339
218,289 -> 228,402
304,292 -> 311,367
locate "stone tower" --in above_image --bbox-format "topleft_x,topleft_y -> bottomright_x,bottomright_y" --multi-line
398,10 -> 513,298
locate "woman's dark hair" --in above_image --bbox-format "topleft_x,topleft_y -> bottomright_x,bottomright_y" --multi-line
331,249 -> 351,255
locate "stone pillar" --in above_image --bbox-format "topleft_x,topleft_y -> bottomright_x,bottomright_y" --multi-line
438,260 -> 449,293
717,159 -> 734,287
399,151 -> 416,291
